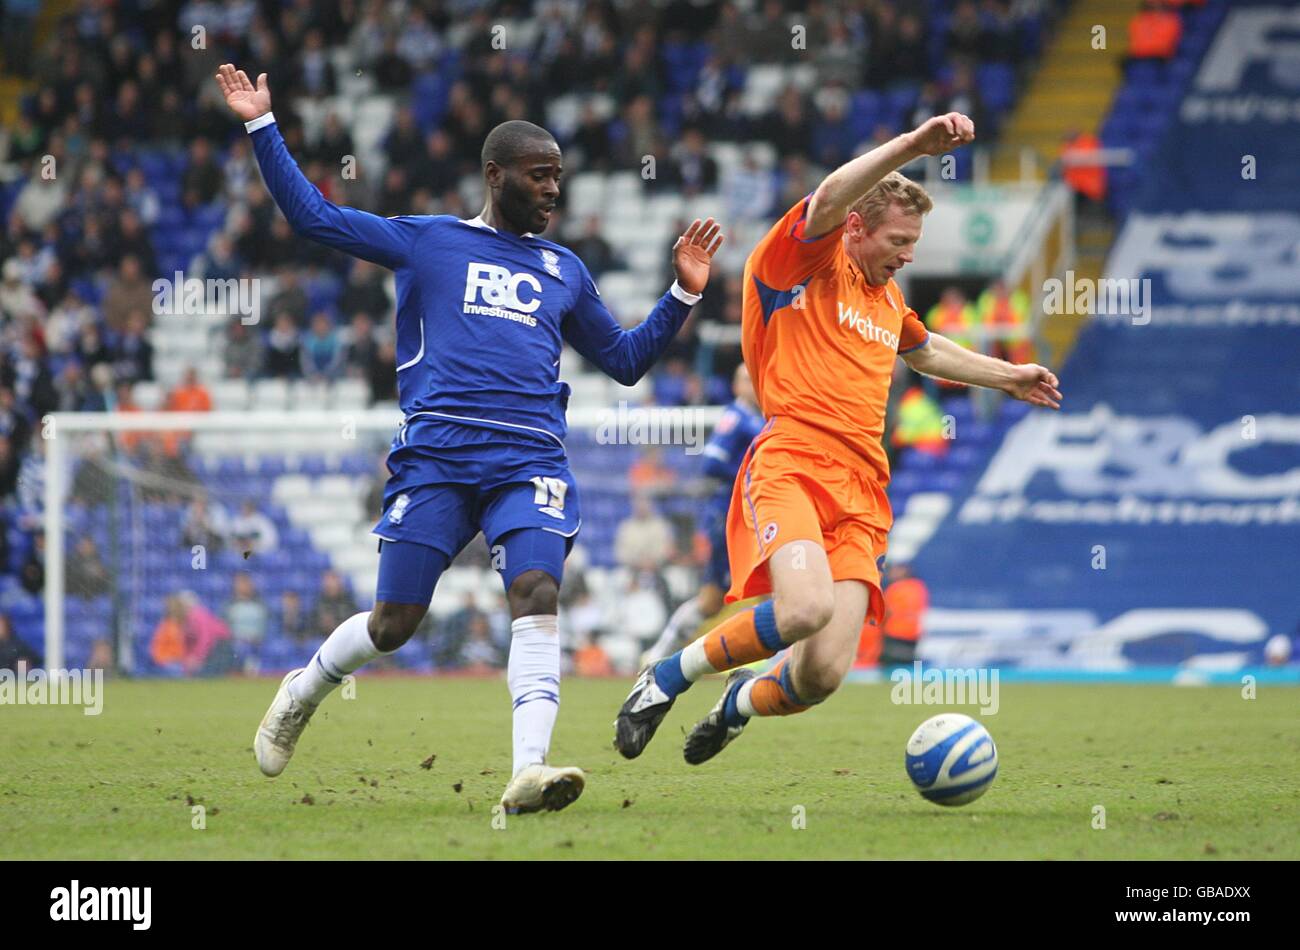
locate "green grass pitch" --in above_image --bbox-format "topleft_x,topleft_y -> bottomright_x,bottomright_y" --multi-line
4,677 -> 1296,860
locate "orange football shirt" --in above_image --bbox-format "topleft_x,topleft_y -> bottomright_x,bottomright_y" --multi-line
741,194 -> 930,485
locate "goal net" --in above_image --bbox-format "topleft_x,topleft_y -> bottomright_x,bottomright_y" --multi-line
42,405 -> 724,676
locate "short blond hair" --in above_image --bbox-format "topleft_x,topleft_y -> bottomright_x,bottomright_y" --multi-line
849,171 -> 933,230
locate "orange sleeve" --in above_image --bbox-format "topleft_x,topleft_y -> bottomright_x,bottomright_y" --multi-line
749,194 -> 845,290
898,306 -> 930,354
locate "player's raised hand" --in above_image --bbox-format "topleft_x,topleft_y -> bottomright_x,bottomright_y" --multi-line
672,218 -> 725,296
215,64 -> 272,122
1003,363 -> 1062,410
907,112 -> 976,156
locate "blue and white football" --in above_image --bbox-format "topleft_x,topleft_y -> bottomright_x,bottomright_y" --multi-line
905,713 -> 998,806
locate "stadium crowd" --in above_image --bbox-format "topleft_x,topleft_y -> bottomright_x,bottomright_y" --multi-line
0,0 -> 1062,673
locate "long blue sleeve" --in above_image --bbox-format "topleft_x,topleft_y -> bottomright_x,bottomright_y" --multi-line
561,259 -> 696,386
247,116 -> 422,271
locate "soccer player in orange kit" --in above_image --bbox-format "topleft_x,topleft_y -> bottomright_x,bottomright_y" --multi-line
614,112 -> 1062,764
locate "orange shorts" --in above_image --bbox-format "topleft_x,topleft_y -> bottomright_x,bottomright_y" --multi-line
725,416 -> 891,623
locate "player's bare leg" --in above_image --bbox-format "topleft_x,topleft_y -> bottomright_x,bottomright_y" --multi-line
254,601 -> 422,776
684,578 -> 867,763
498,567 -> 584,814
614,539 -> 832,758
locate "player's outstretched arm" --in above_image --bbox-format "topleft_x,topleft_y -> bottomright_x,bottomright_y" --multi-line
901,332 -> 1062,409
214,64 -> 418,271
804,112 -> 975,240
563,218 -> 724,386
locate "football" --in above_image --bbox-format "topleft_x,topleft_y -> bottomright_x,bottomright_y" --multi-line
905,713 -> 999,806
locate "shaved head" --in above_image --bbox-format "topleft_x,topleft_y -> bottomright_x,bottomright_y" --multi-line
480,120 -> 563,235
481,120 -> 558,170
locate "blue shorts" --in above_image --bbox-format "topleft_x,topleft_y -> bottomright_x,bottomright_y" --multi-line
372,416 -> 581,562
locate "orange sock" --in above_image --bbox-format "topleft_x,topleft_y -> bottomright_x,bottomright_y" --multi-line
701,600 -> 783,671
743,658 -> 811,717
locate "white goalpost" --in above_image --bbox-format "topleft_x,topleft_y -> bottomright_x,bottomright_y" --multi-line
41,405 -> 725,674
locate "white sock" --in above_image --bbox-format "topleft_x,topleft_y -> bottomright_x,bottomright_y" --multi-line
736,678 -> 758,718
508,615 -> 560,777
646,598 -> 703,661
290,611 -> 390,705
679,636 -> 718,681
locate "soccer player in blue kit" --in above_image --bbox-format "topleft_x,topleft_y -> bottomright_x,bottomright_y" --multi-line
216,65 -> 724,813
641,364 -> 764,666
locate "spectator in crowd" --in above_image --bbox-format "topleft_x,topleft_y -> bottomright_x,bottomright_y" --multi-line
266,272 -> 309,328
628,447 -> 677,494
369,338 -> 397,403
43,288 -> 96,357
190,232 -> 243,282
182,137 -> 224,205
20,530 -> 44,594
101,254 -> 154,334
112,309 -> 154,384
926,287 -> 978,354
300,312 -> 344,381
229,498 -> 279,555
225,572 -> 270,670
1060,128 -> 1107,215
0,434 -> 21,501
373,33 -> 414,91
278,589 -> 310,642
573,631 -> 615,677
338,259 -> 390,324
433,592 -> 480,667
1,257 -> 45,322
181,496 -> 229,553
114,209 -> 157,275
1127,0 -> 1183,62
263,312 -> 303,378
66,536 -> 111,598
307,112 -> 355,169
149,591 -> 233,676
0,612 -> 42,670
55,362 -> 92,412
891,386 -> 950,457
857,563 -> 929,670
75,323 -> 113,375
947,0 -> 985,62
976,280 -> 1033,364
723,148 -> 778,224
341,312 -> 380,383
568,216 -> 621,280
663,127 -> 720,197
123,166 -> 160,226
162,366 -> 212,455
312,569 -> 357,638
757,87 -> 815,163
615,492 -> 674,570
457,612 -> 504,671
223,319 -> 265,380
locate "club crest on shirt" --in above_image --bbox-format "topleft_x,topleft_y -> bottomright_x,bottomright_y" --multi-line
540,249 -> 561,278
762,521 -> 779,545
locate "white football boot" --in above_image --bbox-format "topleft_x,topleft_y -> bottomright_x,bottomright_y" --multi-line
499,764 -> 586,815
254,669 -> 318,777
